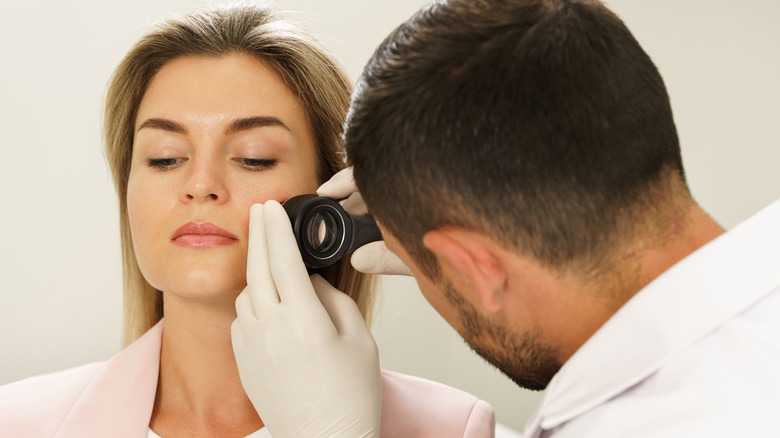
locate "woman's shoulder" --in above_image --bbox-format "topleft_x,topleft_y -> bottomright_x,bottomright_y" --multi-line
0,362 -> 105,435
379,369 -> 495,437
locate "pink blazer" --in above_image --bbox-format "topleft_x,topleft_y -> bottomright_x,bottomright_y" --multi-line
0,321 -> 494,437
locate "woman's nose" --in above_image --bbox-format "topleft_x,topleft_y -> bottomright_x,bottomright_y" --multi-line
182,159 -> 228,203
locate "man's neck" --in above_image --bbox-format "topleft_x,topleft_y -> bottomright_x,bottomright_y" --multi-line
626,203 -> 726,302
553,202 -> 726,363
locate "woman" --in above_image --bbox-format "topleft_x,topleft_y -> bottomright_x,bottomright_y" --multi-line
0,4 -> 494,437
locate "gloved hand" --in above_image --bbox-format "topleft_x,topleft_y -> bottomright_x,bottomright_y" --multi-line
231,201 -> 382,438
317,167 -> 412,276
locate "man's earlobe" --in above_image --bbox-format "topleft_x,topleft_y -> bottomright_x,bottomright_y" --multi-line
422,229 -> 506,313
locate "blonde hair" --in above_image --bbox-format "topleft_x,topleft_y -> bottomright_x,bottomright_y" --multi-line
104,3 -> 375,346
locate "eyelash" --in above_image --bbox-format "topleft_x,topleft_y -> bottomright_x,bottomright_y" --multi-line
234,158 -> 278,170
147,158 -> 184,170
146,158 -> 278,171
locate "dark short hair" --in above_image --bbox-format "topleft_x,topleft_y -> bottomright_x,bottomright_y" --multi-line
345,0 -> 687,279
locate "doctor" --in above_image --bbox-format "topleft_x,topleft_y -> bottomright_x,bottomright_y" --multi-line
233,0 -> 780,436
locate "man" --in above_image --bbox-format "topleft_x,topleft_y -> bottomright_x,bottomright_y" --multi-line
232,0 -> 780,436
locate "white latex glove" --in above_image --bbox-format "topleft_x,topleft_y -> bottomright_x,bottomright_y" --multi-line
231,201 -> 381,438
317,167 -> 412,276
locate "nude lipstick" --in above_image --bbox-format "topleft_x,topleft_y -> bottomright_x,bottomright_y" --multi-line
171,222 -> 238,248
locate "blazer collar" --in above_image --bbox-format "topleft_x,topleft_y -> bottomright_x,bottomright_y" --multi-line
526,199 -> 780,434
56,320 -> 163,438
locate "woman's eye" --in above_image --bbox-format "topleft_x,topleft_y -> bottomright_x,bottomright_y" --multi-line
235,158 -> 278,170
147,158 -> 185,170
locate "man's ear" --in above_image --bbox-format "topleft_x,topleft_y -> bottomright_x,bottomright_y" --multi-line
422,229 -> 506,313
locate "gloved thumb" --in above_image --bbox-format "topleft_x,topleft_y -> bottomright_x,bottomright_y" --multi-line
316,167 -> 356,199
310,274 -> 369,336
351,241 -> 413,276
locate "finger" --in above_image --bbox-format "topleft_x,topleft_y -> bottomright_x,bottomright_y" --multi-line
234,288 -> 257,324
246,203 -> 281,305
230,317 -> 246,346
230,319 -> 252,372
352,241 -> 413,276
340,192 -> 369,216
316,167 -> 356,199
310,274 -> 368,337
263,201 -> 321,307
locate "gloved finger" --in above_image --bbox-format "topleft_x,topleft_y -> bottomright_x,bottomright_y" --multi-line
316,167 -> 356,199
352,241 -> 413,276
264,201 -> 322,308
310,274 -> 367,337
340,191 -> 369,216
234,288 -> 258,324
246,203 -> 280,306
230,317 -> 246,346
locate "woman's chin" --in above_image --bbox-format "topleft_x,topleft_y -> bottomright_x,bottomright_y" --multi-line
155,274 -> 246,306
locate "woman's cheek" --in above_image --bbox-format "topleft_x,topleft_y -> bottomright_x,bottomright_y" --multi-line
126,172 -> 170,251
127,176 -> 153,229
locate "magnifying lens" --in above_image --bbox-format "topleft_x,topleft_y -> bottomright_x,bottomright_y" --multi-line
282,194 -> 382,268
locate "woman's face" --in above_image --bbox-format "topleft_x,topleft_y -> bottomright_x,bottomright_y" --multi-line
128,54 -> 319,300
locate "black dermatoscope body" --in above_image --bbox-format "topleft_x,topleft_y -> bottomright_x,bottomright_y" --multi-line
282,194 -> 383,268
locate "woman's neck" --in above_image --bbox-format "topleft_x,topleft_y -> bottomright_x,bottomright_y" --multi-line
150,293 -> 264,438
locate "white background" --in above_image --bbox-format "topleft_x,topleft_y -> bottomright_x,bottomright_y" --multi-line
1,0 -> 778,433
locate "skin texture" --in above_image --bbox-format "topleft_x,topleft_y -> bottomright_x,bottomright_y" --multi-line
127,54 -> 319,437
378,201 -> 726,391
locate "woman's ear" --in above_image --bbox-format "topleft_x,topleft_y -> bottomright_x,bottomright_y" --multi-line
422,229 -> 507,313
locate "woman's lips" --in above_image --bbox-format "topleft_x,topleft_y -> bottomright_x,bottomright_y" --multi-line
171,222 -> 239,248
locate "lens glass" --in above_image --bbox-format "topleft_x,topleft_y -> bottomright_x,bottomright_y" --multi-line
306,211 -> 338,254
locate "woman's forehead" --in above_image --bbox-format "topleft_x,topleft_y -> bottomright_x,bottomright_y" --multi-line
135,55 -> 307,133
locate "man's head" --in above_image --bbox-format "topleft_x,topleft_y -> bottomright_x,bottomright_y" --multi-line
345,0 -> 691,389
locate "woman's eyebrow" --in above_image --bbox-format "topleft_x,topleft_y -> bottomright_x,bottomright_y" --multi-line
136,118 -> 187,133
135,116 -> 289,135
226,116 -> 290,135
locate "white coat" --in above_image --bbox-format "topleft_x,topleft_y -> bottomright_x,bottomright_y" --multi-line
523,198 -> 780,437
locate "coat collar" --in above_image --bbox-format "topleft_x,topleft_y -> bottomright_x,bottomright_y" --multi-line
525,199 -> 780,435
56,320 -> 163,438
